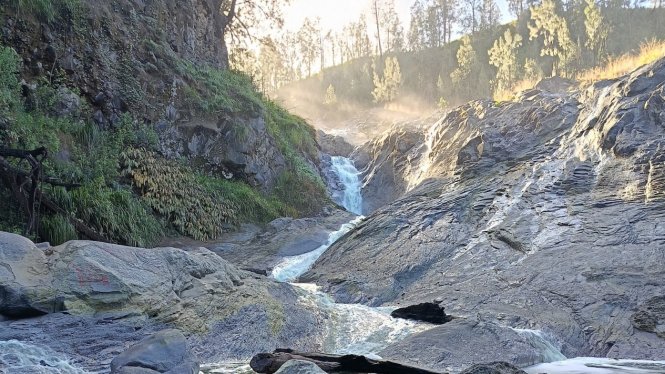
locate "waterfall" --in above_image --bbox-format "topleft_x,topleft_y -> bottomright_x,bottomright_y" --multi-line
0,340 -> 88,374
512,328 -> 567,363
270,216 -> 364,282
330,157 -> 363,215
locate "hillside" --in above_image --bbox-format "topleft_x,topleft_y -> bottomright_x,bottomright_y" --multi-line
276,6 -> 665,138
0,0 -> 332,247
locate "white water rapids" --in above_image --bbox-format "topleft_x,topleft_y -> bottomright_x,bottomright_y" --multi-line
330,156 -> 363,215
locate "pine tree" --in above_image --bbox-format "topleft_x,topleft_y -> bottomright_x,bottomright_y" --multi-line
489,28 -> 523,93
528,0 -> 576,77
408,0 -> 427,51
451,35 -> 477,96
324,84 -> 338,105
479,0 -> 501,30
584,0 -> 610,63
372,57 -> 402,103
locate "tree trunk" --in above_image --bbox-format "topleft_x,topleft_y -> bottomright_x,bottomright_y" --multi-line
250,350 -> 447,374
374,0 -> 384,57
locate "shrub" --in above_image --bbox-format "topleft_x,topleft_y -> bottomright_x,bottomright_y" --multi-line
120,148 -> 236,240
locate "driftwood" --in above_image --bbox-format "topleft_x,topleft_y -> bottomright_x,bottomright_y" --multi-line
250,349 -> 447,374
0,147 -> 107,242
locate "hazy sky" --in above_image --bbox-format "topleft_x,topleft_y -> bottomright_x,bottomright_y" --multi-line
282,0 -> 511,36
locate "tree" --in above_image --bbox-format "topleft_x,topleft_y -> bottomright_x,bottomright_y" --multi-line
408,0 -> 427,51
372,0 -> 385,57
382,0 -> 405,53
584,0 -> 610,63
479,0 -> 502,30
489,28 -> 523,92
451,35 -> 477,95
372,57 -> 402,103
297,17 -> 321,77
508,0 -> 528,18
324,84 -> 338,105
212,0 -> 291,69
459,0 -> 481,33
438,0 -> 458,44
528,0 -> 576,77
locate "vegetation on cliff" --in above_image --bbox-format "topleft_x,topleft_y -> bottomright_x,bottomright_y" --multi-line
0,0 -> 329,246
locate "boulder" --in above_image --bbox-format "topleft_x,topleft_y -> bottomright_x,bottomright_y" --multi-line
0,231 -> 328,364
0,232 -> 53,317
317,130 -> 355,158
379,320 -> 557,372
274,360 -> 327,374
110,330 -> 199,374
460,362 -> 527,374
390,302 -> 453,324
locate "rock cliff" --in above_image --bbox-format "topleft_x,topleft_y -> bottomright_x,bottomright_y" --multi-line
303,57 -> 665,360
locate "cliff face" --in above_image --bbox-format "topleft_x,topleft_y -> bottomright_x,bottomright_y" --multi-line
0,0 -> 306,191
304,57 -> 665,362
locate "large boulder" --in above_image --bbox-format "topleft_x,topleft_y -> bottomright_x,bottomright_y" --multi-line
0,232 -> 53,317
274,360 -> 327,374
110,330 -> 199,374
379,320 -> 559,372
0,232 -> 327,364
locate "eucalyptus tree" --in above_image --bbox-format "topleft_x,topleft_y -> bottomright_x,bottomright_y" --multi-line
212,0 -> 292,68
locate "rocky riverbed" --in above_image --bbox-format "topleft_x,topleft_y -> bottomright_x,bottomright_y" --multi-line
302,57 -> 665,364
3,58 -> 665,374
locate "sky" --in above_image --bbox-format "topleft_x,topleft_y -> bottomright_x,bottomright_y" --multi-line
282,0 -> 512,36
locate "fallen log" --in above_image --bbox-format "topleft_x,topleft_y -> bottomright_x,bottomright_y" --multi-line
250,349 -> 447,374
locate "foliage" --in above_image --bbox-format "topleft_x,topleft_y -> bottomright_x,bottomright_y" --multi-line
584,0 -> 611,63
120,148 -> 236,241
489,28 -> 523,92
8,0 -> 84,24
528,0 -> 576,77
39,214 -> 77,246
199,177 -> 295,223
324,84 -> 338,105
451,35 -> 478,97
372,57 -> 402,103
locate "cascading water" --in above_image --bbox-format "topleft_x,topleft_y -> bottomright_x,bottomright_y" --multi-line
271,216 -> 365,282
0,340 -> 88,374
330,157 -> 363,215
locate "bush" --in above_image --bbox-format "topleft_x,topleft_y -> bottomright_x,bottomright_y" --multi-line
121,148 -> 236,241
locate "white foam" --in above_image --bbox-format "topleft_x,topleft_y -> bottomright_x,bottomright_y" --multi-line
331,156 -> 363,215
0,340 -> 88,374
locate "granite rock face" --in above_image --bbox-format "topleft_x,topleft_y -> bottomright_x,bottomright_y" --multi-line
303,58 -> 665,361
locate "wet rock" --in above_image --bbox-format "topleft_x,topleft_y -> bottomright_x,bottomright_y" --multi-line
317,130 -> 355,158
305,58 -> 665,361
210,210 -> 356,274
380,320 -> 554,372
632,297 -> 665,338
274,360 -> 326,374
390,302 -> 452,324
110,329 -> 199,374
460,362 -> 527,374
